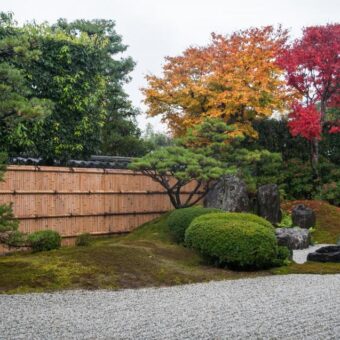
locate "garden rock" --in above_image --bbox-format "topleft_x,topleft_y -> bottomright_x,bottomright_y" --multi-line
275,227 -> 311,250
257,184 -> 281,224
204,175 -> 249,212
307,245 -> 340,263
292,204 -> 316,229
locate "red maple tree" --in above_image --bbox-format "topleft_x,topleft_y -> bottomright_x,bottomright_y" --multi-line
278,24 -> 340,177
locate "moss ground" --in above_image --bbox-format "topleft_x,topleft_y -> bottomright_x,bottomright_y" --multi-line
0,214 -> 266,294
1,201 -> 339,294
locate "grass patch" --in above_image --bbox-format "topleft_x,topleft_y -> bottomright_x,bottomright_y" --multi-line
1,200 -> 339,294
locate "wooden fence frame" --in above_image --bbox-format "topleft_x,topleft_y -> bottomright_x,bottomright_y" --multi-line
0,165 -> 200,253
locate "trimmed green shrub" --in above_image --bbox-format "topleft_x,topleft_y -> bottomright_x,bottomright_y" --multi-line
185,214 -> 278,269
75,233 -> 92,247
272,246 -> 292,266
28,230 -> 61,252
194,212 -> 274,230
167,206 -> 223,243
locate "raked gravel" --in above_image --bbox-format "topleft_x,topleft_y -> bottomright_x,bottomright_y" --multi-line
1,274 -> 340,340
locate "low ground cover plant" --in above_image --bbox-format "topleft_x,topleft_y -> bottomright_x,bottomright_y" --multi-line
167,206 -> 223,243
274,246 -> 293,266
277,211 -> 294,227
185,213 -> 284,269
75,233 -> 92,247
28,230 -> 61,252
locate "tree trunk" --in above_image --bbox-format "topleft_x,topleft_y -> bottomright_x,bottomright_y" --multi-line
310,138 -> 319,179
310,99 -> 325,183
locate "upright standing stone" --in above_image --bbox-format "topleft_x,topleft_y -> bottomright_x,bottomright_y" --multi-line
292,204 -> 316,229
257,184 -> 281,224
204,175 -> 249,212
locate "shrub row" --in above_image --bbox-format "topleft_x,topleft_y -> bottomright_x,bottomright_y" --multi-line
27,230 -> 92,252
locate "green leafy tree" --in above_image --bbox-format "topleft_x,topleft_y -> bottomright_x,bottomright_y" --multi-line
100,110 -> 147,157
0,12 -> 52,152
129,146 -> 228,208
1,14 -> 141,162
24,18 -> 137,162
246,118 -> 340,201
0,152 -> 23,246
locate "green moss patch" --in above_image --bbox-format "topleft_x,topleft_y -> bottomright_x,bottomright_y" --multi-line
272,261 -> 340,275
0,214 -> 266,294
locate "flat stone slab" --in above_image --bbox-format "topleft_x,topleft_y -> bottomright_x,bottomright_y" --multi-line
1,275 -> 340,339
307,245 -> 340,263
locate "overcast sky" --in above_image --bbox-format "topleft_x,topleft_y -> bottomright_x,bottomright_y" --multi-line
2,0 -> 339,133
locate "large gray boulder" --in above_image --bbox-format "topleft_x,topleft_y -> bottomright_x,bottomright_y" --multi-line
292,204 -> 316,229
204,175 -> 249,212
257,184 -> 281,224
275,227 -> 311,250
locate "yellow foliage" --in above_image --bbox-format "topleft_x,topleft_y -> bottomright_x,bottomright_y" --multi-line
143,26 -> 298,137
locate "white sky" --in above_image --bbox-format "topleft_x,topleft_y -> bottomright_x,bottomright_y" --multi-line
2,0 -> 339,133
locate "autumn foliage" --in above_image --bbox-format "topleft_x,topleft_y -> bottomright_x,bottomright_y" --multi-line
288,102 -> 321,141
278,24 -> 340,134
143,26 -> 294,137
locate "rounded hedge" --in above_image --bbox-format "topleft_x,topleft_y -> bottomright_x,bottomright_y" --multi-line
167,206 -> 223,243
185,215 -> 278,269
28,230 -> 61,252
194,212 -> 274,230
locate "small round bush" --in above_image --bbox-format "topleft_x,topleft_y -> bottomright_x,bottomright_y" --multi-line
167,206 -> 223,243
272,246 -> 292,267
75,233 -> 92,247
28,230 -> 61,252
185,215 -> 278,269
194,212 -> 274,230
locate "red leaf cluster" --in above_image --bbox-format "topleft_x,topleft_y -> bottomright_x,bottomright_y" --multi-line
329,124 -> 340,134
288,103 -> 321,140
278,24 -> 340,142
277,24 -> 340,105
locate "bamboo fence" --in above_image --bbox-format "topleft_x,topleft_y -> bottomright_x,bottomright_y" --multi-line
0,165 -> 199,253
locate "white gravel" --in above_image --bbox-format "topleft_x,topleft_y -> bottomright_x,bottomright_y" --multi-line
293,244 -> 332,264
1,274 -> 340,339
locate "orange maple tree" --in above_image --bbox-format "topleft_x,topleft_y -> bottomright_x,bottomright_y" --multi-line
143,26 -> 296,137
